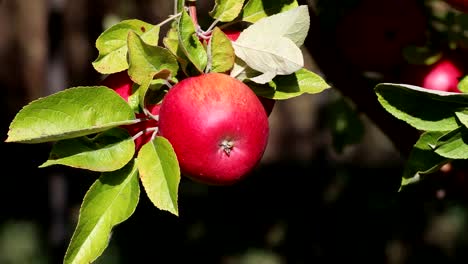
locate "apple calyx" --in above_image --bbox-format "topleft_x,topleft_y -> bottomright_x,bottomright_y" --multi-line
220,139 -> 234,156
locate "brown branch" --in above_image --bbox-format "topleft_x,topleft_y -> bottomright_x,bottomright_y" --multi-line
302,2 -> 419,158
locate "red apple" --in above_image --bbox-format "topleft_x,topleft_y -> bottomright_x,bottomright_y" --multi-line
100,71 -> 134,101
101,71 -> 161,151
207,28 -> 277,116
400,56 -> 465,93
223,29 -> 240,42
335,0 -> 427,71
158,72 -> 269,185
121,103 -> 160,152
444,0 -> 468,13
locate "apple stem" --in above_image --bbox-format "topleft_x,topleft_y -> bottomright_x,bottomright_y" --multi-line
205,18 -> 221,35
187,1 -> 198,28
220,139 -> 234,157
156,12 -> 182,28
205,38 -> 213,73
132,126 -> 159,142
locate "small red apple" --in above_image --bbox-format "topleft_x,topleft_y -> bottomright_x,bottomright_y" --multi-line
101,71 -> 160,151
158,72 -> 269,185
444,0 -> 468,13
400,56 -> 465,93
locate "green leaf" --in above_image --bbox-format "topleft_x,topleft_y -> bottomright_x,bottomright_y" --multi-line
456,109 -> 468,127
249,68 -> 330,99
127,30 -> 179,85
6,87 -> 136,144
401,131 -> 449,189
137,136 -> 180,216
177,0 -> 185,12
163,25 -> 190,75
178,10 -> 208,73
210,27 -> 235,73
64,161 -> 140,264
434,126 -> 468,159
39,128 -> 135,172
375,83 -> 468,131
458,76 -> 468,93
92,19 -> 160,74
241,0 -> 298,23
239,5 -> 310,47
209,0 -> 245,22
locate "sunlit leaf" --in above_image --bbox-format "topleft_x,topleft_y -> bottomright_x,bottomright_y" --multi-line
210,27 -> 235,73
209,0 -> 245,22
64,161 -> 140,264
92,19 -> 160,74
249,68 -> 330,99
127,31 -> 179,85
178,10 -> 207,73
401,131 -> 449,189
375,83 -> 468,131
238,5 -> 310,47
434,126 -> 468,159
39,128 -> 135,172
241,0 -> 298,23
137,136 -> 180,216
6,87 -> 136,144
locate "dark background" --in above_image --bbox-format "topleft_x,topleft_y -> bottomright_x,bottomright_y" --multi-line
1,0 -> 468,263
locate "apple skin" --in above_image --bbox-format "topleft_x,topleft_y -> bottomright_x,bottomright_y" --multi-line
335,0 -> 427,71
158,72 -> 270,185
218,29 -> 277,115
100,71 -> 133,101
444,0 -> 468,12
101,71 -> 160,151
400,57 -> 464,93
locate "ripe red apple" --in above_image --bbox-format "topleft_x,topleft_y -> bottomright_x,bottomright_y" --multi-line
400,56 -> 465,93
101,71 -> 160,151
335,0 -> 427,71
100,71 -> 134,101
158,72 -> 269,185
206,28 -> 277,115
444,0 -> 468,13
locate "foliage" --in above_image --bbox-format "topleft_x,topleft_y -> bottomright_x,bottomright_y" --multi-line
4,0 -> 330,262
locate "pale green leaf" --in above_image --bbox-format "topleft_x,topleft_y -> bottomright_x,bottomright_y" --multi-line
209,0 -> 245,22
178,10 -> 207,73
238,5 -> 310,47
92,19 -> 160,74
249,71 -> 277,84
249,68 -> 330,99
375,83 -> 468,131
39,128 -> 135,172
127,30 -> 179,85
210,27 -> 235,73
233,35 -> 303,77
64,161 -> 140,264
137,136 -> 180,216
241,0 -> 298,23
401,131 -> 449,189
6,87 -> 136,144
